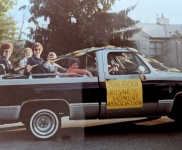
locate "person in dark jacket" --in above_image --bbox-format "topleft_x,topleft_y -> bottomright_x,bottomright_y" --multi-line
24,42 -> 52,77
0,42 -> 14,74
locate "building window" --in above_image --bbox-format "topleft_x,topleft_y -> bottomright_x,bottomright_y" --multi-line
150,42 -> 163,55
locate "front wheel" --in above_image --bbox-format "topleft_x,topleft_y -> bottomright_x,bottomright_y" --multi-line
28,109 -> 61,140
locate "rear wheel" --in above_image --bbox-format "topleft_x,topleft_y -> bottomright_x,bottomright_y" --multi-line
27,109 -> 61,140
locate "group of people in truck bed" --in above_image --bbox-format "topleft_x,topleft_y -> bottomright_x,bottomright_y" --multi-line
0,42 -> 93,78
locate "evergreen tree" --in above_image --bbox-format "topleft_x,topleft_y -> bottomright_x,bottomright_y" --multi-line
27,0 -> 139,57
0,0 -> 22,64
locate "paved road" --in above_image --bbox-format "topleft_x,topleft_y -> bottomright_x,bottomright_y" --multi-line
0,117 -> 182,150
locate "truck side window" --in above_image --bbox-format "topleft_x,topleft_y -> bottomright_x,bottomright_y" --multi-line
79,52 -> 97,76
107,52 -> 147,75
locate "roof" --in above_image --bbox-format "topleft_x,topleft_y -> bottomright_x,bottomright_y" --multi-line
136,23 -> 182,38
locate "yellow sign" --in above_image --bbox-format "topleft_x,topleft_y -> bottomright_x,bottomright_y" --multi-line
106,78 -> 143,109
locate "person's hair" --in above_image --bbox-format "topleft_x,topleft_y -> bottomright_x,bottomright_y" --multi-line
32,42 -> 43,51
23,47 -> 32,55
69,58 -> 80,67
0,42 -> 13,55
47,52 -> 57,60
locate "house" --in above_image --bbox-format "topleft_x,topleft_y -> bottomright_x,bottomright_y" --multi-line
130,14 -> 182,70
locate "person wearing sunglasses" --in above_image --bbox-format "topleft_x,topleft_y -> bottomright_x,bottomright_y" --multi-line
24,42 -> 52,77
0,42 -> 14,74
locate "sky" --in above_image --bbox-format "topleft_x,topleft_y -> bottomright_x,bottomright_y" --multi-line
9,0 -> 182,38
111,0 -> 182,24
11,0 -> 182,24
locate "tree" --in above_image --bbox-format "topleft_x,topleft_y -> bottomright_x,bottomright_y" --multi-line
27,0 -> 139,57
0,0 -> 15,13
0,0 -> 17,44
18,4 -> 30,41
0,0 -> 28,66
109,4 -> 140,48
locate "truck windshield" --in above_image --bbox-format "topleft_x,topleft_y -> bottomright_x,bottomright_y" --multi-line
127,47 -> 181,72
145,57 -> 181,72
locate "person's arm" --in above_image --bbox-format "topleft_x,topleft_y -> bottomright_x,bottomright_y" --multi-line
108,63 -> 119,74
52,63 -> 67,75
2,60 -> 9,74
0,59 -> 14,74
85,70 -> 93,77
19,59 -> 25,68
76,69 -> 93,77
56,65 -> 67,73
24,58 -> 32,76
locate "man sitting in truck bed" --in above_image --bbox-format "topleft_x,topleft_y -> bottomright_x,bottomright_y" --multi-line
65,58 -> 93,77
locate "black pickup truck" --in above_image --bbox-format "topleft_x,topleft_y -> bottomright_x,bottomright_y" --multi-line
0,46 -> 182,140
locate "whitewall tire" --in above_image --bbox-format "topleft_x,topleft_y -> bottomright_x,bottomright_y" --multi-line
29,109 -> 61,140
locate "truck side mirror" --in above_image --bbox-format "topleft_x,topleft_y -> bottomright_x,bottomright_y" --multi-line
138,66 -> 145,74
138,66 -> 147,81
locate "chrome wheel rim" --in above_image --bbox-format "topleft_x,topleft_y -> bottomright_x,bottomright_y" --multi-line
33,112 -> 55,135
30,109 -> 59,139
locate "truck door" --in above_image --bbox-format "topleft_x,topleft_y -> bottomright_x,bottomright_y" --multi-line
103,51 -> 158,118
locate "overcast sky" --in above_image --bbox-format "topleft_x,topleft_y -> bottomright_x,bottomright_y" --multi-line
112,0 -> 182,24
11,0 -> 182,24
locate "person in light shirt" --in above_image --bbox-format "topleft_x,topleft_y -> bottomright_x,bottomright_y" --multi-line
45,52 -> 67,74
19,47 -> 32,74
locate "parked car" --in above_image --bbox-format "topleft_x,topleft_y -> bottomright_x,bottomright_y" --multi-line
0,46 -> 182,140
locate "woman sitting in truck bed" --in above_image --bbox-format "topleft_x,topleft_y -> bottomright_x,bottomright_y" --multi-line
24,42 -> 54,78
0,42 -> 15,74
65,58 -> 93,78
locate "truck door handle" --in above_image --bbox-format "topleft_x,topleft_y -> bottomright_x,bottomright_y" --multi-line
106,78 -> 116,80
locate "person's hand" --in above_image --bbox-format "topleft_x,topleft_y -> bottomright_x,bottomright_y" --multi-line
85,70 -> 93,78
112,63 -> 119,68
108,63 -> 119,73
55,71 -> 61,76
26,65 -> 33,72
